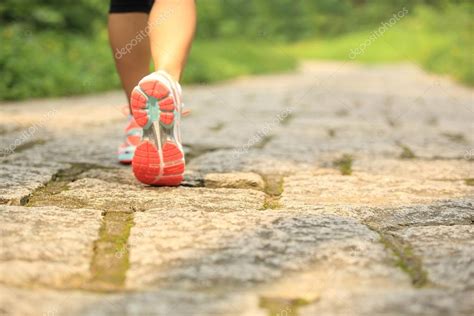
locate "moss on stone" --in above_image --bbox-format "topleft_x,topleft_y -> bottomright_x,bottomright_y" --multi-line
464,178 -> 474,186
259,296 -> 312,316
378,232 -> 429,288
262,174 -> 284,209
87,211 -> 134,291
333,154 -> 353,175
399,145 -> 416,159
442,132 -> 466,144
263,197 -> 282,210
24,163 -> 114,209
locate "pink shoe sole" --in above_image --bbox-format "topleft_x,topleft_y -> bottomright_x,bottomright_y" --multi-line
130,75 -> 184,186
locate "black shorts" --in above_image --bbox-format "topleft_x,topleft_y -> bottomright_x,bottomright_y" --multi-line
109,0 -> 155,14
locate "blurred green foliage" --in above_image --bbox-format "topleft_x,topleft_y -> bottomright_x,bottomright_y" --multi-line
185,40 -> 296,83
0,0 -> 472,100
285,3 -> 473,85
0,0 -> 107,34
197,0 -> 416,40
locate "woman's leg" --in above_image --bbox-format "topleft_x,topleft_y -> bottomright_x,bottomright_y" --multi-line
148,0 -> 196,81
109,1 -> 154,164
108,13 -> 151,109
128,0 -> 196,185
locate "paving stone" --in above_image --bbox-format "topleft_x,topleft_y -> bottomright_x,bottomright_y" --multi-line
120,210 -> 416,315
354,158 -> 474,180
0,127 -> 52,159
393,225 -> 474,290
19,128 -> 121,167
128,211 -> 408,288
187,149 -> 302,175
281,169 -> 473,209
0,133 -> 71,205
78,290 -> 263,316
362,199 -> 474,230
0,91 -> 125,132
0,206 -> 102,288
78,167 -> 137,185
0,285 -> 104,316
52,178 -> 265,212
263,118 -> 400,162
0,163 -> 66,205
394,126 -> 473,160
181,81 -> 292,151
204,172 -> 265,190
0,122 -> 22,136
300,288 -> 474,316
1,62 -> 473,315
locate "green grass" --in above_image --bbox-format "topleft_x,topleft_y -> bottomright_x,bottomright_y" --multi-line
0,30 -> 296,100
283,4 -> 473,85
183,40 -> 297,84
0,28 -> 119,100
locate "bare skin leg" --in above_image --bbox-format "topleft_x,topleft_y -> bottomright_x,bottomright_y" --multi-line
148,0 -> 196,81
108,13 -> 151,110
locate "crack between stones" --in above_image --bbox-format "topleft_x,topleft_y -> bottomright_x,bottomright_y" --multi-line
21,163 -> 111,207
0,212 -> 135,293
396,142 -> 417,159
0,218 -> 134,293
259,296 -> 313,316
370,226 -> 430,288
393,141 -> 472,161
332,154 -> 353,175
15,162 -> 137,292
261,174 -> 284,209
85,211 -> 134,292
441,132 -> 467,144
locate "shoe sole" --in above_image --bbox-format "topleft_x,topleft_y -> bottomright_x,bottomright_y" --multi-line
130,76 -> 184,186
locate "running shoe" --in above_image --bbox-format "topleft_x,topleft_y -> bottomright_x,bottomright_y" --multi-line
130,71 -> 185,186
118,115 -> 142,164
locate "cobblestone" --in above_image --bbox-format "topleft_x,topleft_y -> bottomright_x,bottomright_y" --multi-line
0,62 -> 472,315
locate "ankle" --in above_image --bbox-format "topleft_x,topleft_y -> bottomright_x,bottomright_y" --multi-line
155,66 -> 181,82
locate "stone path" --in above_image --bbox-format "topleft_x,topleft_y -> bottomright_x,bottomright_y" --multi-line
1,62 -> 473,316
